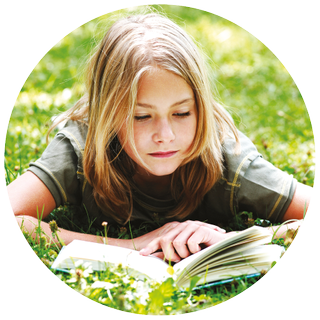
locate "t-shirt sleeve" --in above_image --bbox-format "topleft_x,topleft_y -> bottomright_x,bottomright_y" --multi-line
225,131 -> 298,223
27,133 -> 82,208
237,154 -> 297,222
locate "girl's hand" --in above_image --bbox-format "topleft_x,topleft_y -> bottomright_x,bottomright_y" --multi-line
137,220 -> 230,262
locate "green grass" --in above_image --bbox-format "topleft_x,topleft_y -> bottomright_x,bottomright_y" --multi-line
20,212 -> 295,315
5,5 -> 314,186
5,4 -> 314,315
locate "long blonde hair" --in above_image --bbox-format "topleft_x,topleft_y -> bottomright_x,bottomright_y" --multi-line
50,13 -> 239,224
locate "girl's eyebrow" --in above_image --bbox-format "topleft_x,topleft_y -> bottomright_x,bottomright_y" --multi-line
136,98 -> 194,109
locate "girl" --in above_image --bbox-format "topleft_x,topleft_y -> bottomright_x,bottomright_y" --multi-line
8,13 -> 312,262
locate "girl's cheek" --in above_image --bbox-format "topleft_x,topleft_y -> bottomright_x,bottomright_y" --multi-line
131,129 -> 147,151
133,126 -> 146,139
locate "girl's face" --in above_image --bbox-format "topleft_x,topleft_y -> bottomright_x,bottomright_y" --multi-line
120,68 -> 197,179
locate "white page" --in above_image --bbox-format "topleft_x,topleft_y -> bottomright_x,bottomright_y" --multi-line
52,240 -> 170,282
187,242 -> 282,275
173,226 -> 272,276
189,245 -> 283,276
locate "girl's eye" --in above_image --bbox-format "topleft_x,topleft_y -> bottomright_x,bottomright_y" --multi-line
134,112 -> 191,121
174,112 -> 190,117
134,115 -> 150,121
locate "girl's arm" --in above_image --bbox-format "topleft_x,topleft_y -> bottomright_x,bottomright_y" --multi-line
281,182 -> 311,221
8,171 -> 56,218
8,172 -> 135,249
15,215 -> 134,248
266,182 -> 312,239
138,182 -> 313,261
8,172 -> 224,253
10,173 -> 312,260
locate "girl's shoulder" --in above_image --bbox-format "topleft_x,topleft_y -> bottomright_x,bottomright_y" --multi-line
54,120 -> 88,158
221,130 -> 261,177
27,120 -> 89,208
217,130 -> 296,222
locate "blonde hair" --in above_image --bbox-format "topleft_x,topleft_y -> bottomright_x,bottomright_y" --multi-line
50,13 -> 239,224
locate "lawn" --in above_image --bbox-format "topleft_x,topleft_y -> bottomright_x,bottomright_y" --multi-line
4,5 -> 314,315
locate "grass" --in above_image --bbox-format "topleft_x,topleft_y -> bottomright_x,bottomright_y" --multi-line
5,4 -> 314,315
19,211 -> 296,315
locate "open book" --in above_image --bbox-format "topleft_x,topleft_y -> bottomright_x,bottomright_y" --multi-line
51,226 -> 283,288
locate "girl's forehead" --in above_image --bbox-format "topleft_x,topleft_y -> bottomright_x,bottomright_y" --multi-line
138,69 -> 192,93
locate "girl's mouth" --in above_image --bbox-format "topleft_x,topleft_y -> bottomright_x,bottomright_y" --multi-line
149,151 -> 178,158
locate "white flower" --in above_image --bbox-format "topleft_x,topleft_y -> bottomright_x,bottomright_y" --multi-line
74,260 -> 84,268
66,278 -> 77,284
91,281 -> 116,290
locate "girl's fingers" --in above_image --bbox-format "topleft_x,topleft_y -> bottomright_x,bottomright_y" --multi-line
140,223 -> 188,261
172,224 -> 203,257
139,233 -> 182,262
139,238 -> 161,256
186,227 -> 212,253
170,243 -> 190,259
171,222 -> 225,255
187,227 -> 228,252
152,223 -> 198,260
191,220 -> 226,233
151,252 -> 165,260
139,221 -> 227,261
160,240 -> 182,262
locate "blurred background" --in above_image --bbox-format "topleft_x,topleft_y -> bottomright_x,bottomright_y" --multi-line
5,4 -> 315,187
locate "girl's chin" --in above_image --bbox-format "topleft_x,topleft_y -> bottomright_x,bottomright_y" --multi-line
144,170 -> 175,177
139,166 -> 178,178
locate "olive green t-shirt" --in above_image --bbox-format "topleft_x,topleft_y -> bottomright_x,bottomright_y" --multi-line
28,120 -> 297,227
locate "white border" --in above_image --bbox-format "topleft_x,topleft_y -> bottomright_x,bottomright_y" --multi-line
1,1 -> 319,319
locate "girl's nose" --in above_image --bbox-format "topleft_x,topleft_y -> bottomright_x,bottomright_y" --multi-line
153,119 -> 175,143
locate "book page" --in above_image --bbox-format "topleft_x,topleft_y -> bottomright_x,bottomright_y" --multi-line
176,244 -> 283,287
173,226 -> 272,277
52,240 -> 170,282
188,245 -> 283,276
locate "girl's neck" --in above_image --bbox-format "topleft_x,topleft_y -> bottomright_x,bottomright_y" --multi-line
133,172 -> 172,200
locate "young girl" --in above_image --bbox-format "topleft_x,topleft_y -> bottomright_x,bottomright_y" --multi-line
8,13 -> 312,262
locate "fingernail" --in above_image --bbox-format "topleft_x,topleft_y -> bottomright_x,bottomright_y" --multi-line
139,248 -> 147,255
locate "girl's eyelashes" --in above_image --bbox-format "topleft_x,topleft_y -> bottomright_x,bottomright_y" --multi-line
173,111 -> 191,117
134,115 -> 151,121
134,112 -> 191,121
